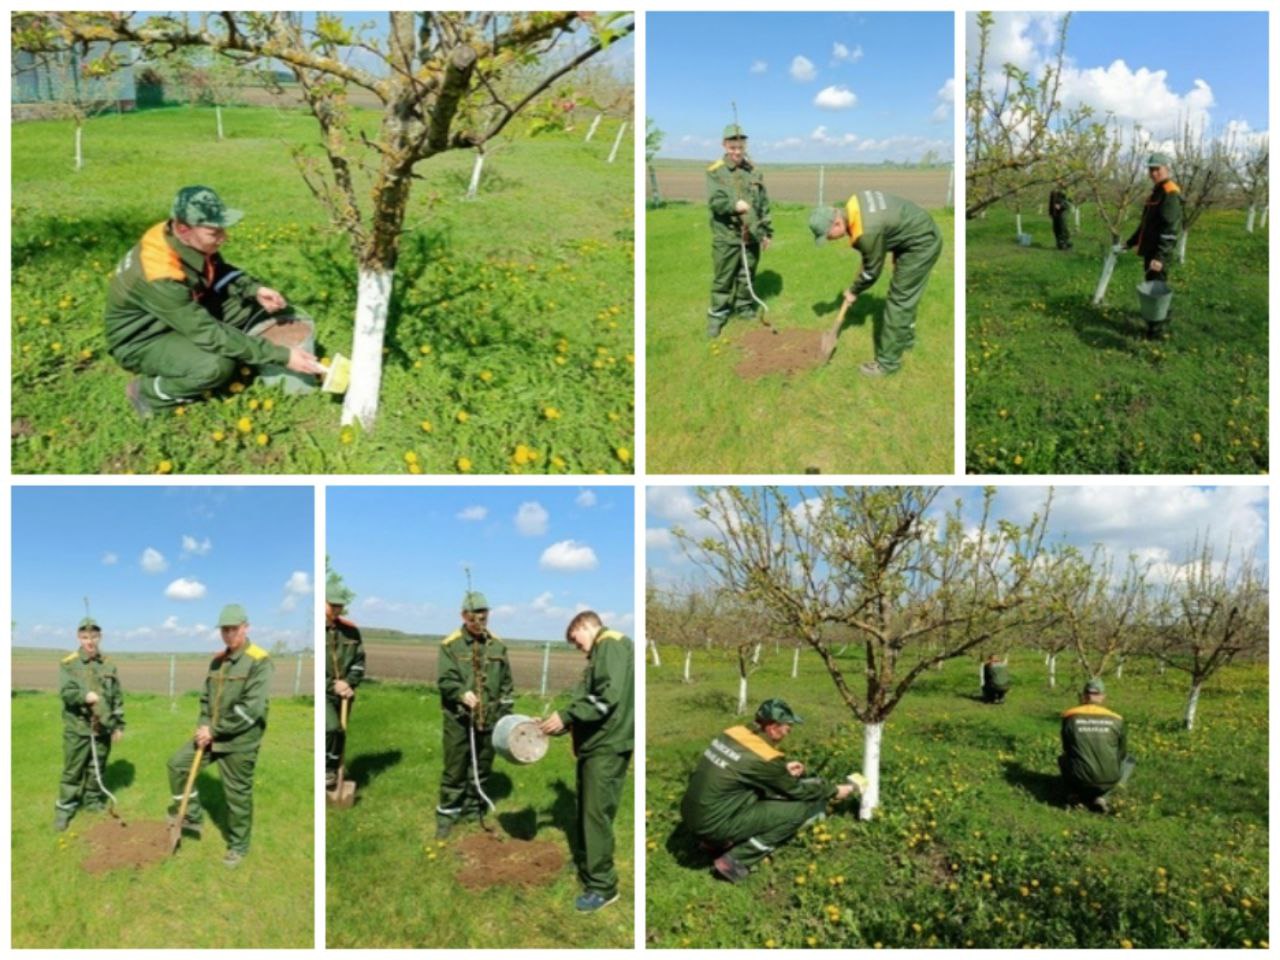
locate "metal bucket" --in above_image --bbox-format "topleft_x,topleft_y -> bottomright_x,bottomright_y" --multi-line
1016,233 -> 1032,247
1136,281 -> 1173,324
493,714 -> 549,765
249,313 -> 318,395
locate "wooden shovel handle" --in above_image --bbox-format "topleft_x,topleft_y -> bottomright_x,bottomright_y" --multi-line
174,743 -> 205,826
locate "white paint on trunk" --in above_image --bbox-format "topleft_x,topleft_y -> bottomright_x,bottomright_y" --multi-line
649,640 -> 661,667
465,152 -> 485,200
979,662 -> 985,693
340,268 -> 394,429
1015,213 -> 1023,236
540,642 -> 551,696
74,124 -> 83,171
859,722 -> 883,820
682,649 -> 692,683
1246,205 -> 1256,233
607,121 -> 627,164
215,104 -> 224,141
1092,249 -> 1119,304
791,646 -> 800,679
1176,229 -> 1188,264
818,165 -> 826,205
1048,654 -> 1057,689
736,675 -> 748,715
1115,659 -> 1124,679
647,164 -> 662,206
1074,205 -> 1081,229
1261,206 -> 1269,229
1157,659 -> 1166,676
584,112 -> 602,142
751,642 -> 762,666
945,166 -> 953,208
1183,681 -> 1202,730
293,654 -> 303,695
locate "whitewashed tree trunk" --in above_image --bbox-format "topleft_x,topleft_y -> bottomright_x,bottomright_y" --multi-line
340,268 -> 394,428
751,642 -> 762,666
1176,229 -> 1188,264
736,675 -> 748,715
1183,681 -> 1202,730
1015,213 -> 1023,236
215,104 -> 224,141
978,662 -> 985,693
1246,205 -> 1256,233
1092,248 -> 1119,304
859,722 -> 883,820
649,640 -> 661,667
773,639 -> 779,655
74,123 -> 83,171
584,112 -> 602,142
790,646 -> 800,679
647,164 -> 662,206
945,165 -> 953,208
607,120 -> 627,164
682,648 -> 692,683
704,634 -> 711,650
539,642 -> 551,696
1074,206 -> 1081,229
818,165 -> 826,205
1261,206 -> 1269,229
1157,659 -> 1166,676
1115,658 -> 1124,679
1048,654 -> 1057,689
465,152 -> 484,200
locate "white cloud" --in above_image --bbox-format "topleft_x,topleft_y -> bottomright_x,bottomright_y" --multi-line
280,570 -> 313,612
790,55 -> 816,83
933,77 -> 955,122
163,615 -> 180,629
457,505 -> 488,521
832,42 -> 863,64
181,534 -> 212,557
140,547 -> 167,574
101,552 -> 118,565
576,489 -> 598,508
540,540 -> 599,572
811,125 -> 859,147
646,527 -> 675,550
749,59 -> 768,74
516,501 -> 550,536
164,577 -> 207,601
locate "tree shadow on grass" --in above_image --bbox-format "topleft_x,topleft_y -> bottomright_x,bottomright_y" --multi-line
11,213 -> 155,269
195,769 -> 228,845
1002,760 -> 1069,808
347,749 -> 402,788
1051,291 -> 1142,354
104,759 -> 135,792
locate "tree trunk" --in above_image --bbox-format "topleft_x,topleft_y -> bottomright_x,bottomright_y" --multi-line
1246,205 -> 1256,233
1176,229 -> 1187,264
1183,680 -> 1202,731
584,112 -> 602,142
1048,654 -> 1056,690
215,104 -> 224,141
1092,247 -> 1119,304
1015,212 -> 1023,237
647,164 -> 662,207
1261,206 -> 1269,229
1115,658 -> 1124,679
944,165 -> 953,208
539,642 -> 551,696
978,661 -> 985,693
859,722 -> 883,820
1074,206 -> 1080,229
736,674 -> 748,715
465,152 -> 484,200
607,120 -> 627,164
649,640 -> 661,667
1157,659 -> 1166,676
819,165 -> 826,205
340,268 -> 395,429
74,122 -> 83,171
751,642 -> 762,666
790,646 -> 800,679
682,648 -> 692,683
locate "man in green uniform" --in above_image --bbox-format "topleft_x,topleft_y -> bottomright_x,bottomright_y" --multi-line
435,591 -> 515,839
981,654 -> 1011,704
1049,181 -> 1073,250
105,185 -> 325,416
54,617 -> 126,831
681,698 -> 858,882
809,190 -> 944,376
1124,153 -> 1183,339
166,604 -> 273,867
325,574 -> 365,790
1058,678 -> 1136,813
706,124 -> 773,338
540,611 -> 634,913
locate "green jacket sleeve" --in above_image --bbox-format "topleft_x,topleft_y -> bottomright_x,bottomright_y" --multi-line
215,658 -> 273,738
707,168 -> 737,218
851,229 -> 886,296
59,661 -> 88,712
438,642 -> 466,707
198,669 -> 213,728
1155,193 -> 1182,263
134,279 -> 288,366
325,635 -> 336,697
213,254 -> 264,302
743,755 -> 837,803
562,640 -> 627,726
108,669 -> 126,729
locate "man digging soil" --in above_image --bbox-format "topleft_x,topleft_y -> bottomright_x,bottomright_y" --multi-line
105,186 -> 326,417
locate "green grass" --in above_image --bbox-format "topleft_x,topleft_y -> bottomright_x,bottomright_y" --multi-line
11,105 -> 634,474
646,202 -> 954,474
966,207 -> 1268,473
11,692 -> 314,948
326,682 -> 633,947
646,647 -> 1268,949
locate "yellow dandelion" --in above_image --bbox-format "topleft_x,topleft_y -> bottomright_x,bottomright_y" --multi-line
50,341 -> 63,352
340,428 -> 354,444
157,460 -> 174,474
543,406 -> 561,420
420,420 -> 434,433
262,398 -> 274,412
256,433 -> 269,447
419,344 -> 432,355
404,451 -> 419,464
408,463 -> 422,475
237,417 -> 252,433
479,370 -> 493,383
456,457 -> 472,473
551,455 -> 567,469
616,446 -> 631,464
248,398 -> 260,410
1192,432 -> 1202,445
173,406 -> 186,417
229,382 -> 245,394
212,430 -> 225,442
456,411 -> 469,423
554,356 -> 567,366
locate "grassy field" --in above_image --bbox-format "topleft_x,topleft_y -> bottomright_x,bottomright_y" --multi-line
11,105 -> 634,475
11,692 -> 314,948
646,646 -> 1267,949
326,682 -> 634,947
966,206 -> 1268,474
646,202 -> 954,474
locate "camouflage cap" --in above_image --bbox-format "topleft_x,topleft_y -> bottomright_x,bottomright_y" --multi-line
172,185 -> 244,228
462,591 -> 489,612
77,617 -> 101,632
218,603 -> 249,627
723,123 -> 748,141
809,205 -> 839,245
1083,677 -> 1106,695
756,697 -> 803,725
326,575 -> 355,606
1145,152 -> 1173,169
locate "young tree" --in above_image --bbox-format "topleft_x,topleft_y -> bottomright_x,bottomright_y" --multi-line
1229,134 -> 1269,233
1172,119 -> 1231,264
1071,118 -> 1148,303
12,43 -> 126,171
646,116 -> 664,208
677,486 -> 1052,819
15,12 -> 634,430
150,46 -> 249,140
1044,544 -> 1150,681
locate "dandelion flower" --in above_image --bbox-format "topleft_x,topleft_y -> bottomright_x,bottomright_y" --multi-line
420,420 -> 434,433
256,433 -> 269,447
340,428 -> 354,444
479,370 -> 493,383
237,417 -> 252,433
456,457 -> 472,473
157,460 -> 174,474
212,430 -> 225,442
543,406 -> 561,420
404,451 -> 419,464
229,381 -> 245,394
456,411 -> 469,424
263,398 -> 274,412
419,344 -> 432,355
615,446 -> 631,464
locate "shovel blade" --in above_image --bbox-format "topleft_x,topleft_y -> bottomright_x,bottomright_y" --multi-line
820,331 -> 838,361
326,781 -> 356,808
168,824 -> 182,855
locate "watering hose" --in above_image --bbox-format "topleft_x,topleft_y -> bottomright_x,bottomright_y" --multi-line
88,723 -> 123,822
739,237 -> 770,317
468,720 -> 497,830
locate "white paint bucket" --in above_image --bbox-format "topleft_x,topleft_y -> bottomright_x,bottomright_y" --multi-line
493,714 -> 549,765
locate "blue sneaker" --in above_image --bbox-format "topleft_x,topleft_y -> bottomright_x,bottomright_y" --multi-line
575,890 -> 619,913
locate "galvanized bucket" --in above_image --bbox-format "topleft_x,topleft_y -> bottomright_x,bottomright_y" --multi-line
1016,233 -> 1032,247
1136,280 -> 1173,324
249,313 -> 318,395
493,714 -> 549,765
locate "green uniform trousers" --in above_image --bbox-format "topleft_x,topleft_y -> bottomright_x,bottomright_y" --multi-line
436,713 -> 495,827
1058,754 -> 1137,801
575,750 -> 632,896
55,728 -> 112,815
1052,214 -> 1072,250
325,696 -> 347,779
708,797 -> 828,868
708,239 -> 762,327
167,741 -> 259,854
875,226 -> 944,373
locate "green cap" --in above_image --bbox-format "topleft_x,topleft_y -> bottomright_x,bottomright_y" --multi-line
462,591 -> 489,612
756,697 -> 802,725
77,617 -> 100,632
1145,152 -> 1172,169
218,603 -> 249,627
172,185 -> 244,228
809,205 -> 839,245
1083,677 -> 1106,695
723,123 -> 747,140
326,575 -> 355,606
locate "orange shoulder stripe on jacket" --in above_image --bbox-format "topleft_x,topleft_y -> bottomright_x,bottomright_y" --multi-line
1061,703 -> 1121,720
139,221 -> 184,282
724,724 -> 784,761
1162,180 -> 1181,194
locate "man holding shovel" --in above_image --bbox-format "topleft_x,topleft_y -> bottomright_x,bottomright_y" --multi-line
1124,153 -> 1183,339
706,123 -> 773,339
106,185 -> 326,417
166,604 -> 273,868
326,574 -> 365,797
809,190 -> 943,375
54,617 -> 125,832
539,611 -> 634,913
435,591 -> 515,839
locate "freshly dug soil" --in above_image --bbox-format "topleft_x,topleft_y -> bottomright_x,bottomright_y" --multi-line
257,321 -> 311,348
81,819 -> 171,874
734,326 -> 827,380
455,832 -> 564,891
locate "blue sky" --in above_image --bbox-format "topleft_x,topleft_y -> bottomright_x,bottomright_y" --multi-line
648,13 -> 953,164
12,487 -> 314,653
328,486 -> 634,641
648,486 -> 1268,591
966,13 -> 1268,144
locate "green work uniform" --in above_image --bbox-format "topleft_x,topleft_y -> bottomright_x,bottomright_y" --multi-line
558,627 -> 634,898
707,155 -> 772,331
326,617 -> 366,782
844,190 -> 943,373
1049,188 -> 1072,250
1126,179 -> 1182,333
436,628 -> 514,828
167,642 -> 273,854
55,649 -> 126,820
1058,703 -> 1135,800
681,724 -> 837,868
982,662 -> 1011,703
104,220 -> 295,409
